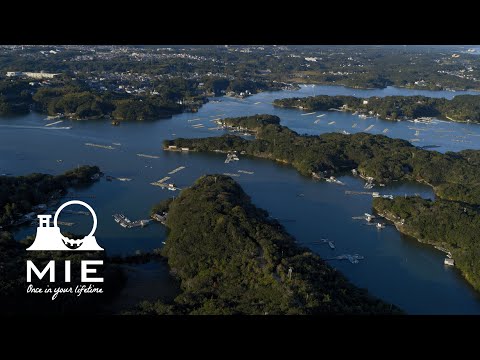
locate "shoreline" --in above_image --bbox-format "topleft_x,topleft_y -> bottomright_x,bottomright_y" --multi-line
274,103 -> 479,125
292,82 -> 480,93
373,209 -> 478,294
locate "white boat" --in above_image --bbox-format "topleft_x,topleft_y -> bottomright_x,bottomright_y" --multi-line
365,213 -> 376,222
325,176 -> 345,185
444,258 -> 455,266
376,223 -> 385,229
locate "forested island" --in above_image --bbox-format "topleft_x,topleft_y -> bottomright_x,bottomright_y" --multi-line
373,197 -> 480,292
273,95 -> 480,123
164,114 -> 480,205
129,175 -> 399,314
0,79 -> 190,120
163,115 -> 480,291
0,165 -> 100,228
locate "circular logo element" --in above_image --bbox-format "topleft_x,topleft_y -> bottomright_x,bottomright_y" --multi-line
53,200 -> 97,250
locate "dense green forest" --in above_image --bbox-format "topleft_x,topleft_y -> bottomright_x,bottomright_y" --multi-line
0,165 -> 100,227
32,85 -> 184,120
373,196 -> 480,291
0,79 -> 32,115
164,115 -> 480,205
129,175 -> 399,315
0,231 -> 126,315
0,77 -> 201,120
274,95 -> 480,123
220,114 -> 280,129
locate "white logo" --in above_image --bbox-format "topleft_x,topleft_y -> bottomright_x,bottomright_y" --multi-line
27,200 -> 103,251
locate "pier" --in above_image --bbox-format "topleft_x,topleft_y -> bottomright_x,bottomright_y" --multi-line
151,182 -> 180,191
45,120 -> 64,127
151,212 -> 168,225
168,166 -> 186,175
150,176 -> 179,191
85,143 -> 115,150
137,153 -> 160,159
113,214 -> 152,229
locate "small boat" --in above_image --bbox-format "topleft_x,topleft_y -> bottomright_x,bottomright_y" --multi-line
376,223 -> 385,229
365,213 -> 376,222
111,120 -> 120,126
328,241 -> 335,249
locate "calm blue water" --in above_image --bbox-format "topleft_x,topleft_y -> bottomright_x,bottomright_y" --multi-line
2,85 -> 480,314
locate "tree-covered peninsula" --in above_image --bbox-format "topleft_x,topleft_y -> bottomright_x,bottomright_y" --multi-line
373,196 -> 480,291
273,95 -> 480,123
32,85 -> 186,121
131,175 -> 399,315
164,115 -> 480,292
164,114 -> 480,206
0,165 -> 100,227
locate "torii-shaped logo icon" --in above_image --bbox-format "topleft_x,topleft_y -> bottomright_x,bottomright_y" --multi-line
27,200 -> 103,251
